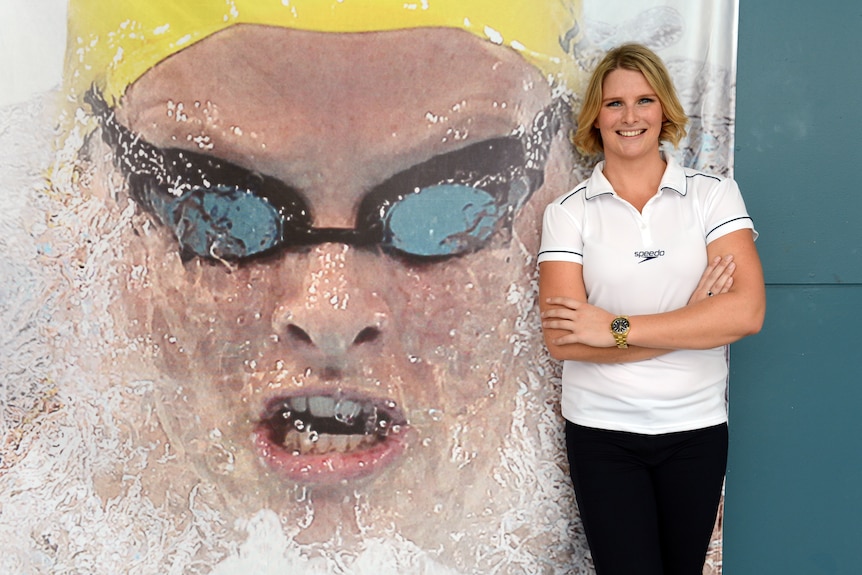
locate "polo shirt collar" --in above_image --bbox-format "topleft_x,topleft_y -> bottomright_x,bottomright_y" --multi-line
585,154 -> 688,200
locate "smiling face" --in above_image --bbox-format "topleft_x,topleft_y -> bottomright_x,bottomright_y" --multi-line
594,67 -> 665,164
95,24 -> 573,561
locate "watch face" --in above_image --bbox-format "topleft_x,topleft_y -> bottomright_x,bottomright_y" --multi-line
611,317 -> 630,334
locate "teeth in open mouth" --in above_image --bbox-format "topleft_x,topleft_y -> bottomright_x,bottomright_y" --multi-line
282,430 -> 378,455
263,394 -> 404,456
307,396 -> 335,417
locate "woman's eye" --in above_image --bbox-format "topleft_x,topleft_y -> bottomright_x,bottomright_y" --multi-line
639,97 -> 655,105
381,184 -> 500,258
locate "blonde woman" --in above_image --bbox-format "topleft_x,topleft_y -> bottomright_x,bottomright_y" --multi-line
539,43 -> 765,574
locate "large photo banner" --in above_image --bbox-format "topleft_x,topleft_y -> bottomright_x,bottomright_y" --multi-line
1,1 -> 738,573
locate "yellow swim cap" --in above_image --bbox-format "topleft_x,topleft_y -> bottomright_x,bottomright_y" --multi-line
64,0 -> 582,106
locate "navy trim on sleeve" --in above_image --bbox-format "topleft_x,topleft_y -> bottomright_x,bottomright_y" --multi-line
706,216 -> 754,240
538,249 -> 583,258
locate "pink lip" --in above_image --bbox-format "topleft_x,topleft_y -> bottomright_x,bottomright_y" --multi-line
253,428 -> 408,483
253,392 -> 410,484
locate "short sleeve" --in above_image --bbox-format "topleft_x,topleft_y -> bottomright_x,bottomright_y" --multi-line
537,201 -> 584,264
703,177 -> 759,243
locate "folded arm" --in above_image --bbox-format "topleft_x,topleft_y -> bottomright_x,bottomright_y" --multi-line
539,228 -> 764,361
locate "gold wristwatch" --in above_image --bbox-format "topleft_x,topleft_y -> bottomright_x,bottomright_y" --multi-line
610,316 -> 630,348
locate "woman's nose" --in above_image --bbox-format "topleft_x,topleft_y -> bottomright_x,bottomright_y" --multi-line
270,243 -> 389,373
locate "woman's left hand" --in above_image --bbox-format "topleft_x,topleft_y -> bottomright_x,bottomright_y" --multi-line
541,297 -> 617,347
688,255 -> 735,305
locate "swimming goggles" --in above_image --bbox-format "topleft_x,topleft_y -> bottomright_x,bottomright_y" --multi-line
87,89 -> 563,262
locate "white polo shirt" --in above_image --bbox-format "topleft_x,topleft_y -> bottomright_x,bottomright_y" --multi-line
538,155 -> 756,434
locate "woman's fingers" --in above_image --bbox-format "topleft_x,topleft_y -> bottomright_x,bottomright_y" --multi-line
689,255 -> 736,304
543,296 -> 583,310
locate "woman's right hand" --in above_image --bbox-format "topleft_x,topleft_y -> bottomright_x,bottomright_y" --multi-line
689,255 -> 736,305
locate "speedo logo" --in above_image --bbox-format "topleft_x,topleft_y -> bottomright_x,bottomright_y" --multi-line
634,249 -> 666,263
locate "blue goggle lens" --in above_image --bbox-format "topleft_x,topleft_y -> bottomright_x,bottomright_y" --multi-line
161,186 -> 283,259
382,184 -> 499,258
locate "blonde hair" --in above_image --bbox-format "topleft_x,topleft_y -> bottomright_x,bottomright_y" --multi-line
572,43 -> 688,156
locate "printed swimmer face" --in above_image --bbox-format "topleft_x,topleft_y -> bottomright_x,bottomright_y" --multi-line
99,24 -> 573,556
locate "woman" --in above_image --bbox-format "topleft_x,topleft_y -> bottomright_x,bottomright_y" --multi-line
538,43 -> 765,575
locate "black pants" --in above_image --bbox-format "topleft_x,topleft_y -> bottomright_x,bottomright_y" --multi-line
565,421 -> 728,575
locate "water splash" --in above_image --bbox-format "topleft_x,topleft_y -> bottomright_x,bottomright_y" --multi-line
0,95 -> 591,575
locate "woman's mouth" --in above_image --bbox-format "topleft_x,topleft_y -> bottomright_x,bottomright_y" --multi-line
618,129 -> 646,137
253,392 -> 409,484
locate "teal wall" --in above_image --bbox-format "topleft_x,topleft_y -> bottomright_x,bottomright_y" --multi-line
726,0 -> 862,573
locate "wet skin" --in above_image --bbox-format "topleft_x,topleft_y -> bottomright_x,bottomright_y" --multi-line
100,25 -> 574,559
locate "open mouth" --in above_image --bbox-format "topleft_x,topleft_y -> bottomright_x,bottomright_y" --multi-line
253,392 -> 409,484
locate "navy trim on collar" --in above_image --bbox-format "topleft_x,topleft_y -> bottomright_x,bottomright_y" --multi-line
657,154 -> 688,196
560,185 -> 587,205
584,155 -> 696,200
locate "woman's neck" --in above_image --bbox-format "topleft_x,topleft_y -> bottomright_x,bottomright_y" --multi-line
602,152 -> 667,212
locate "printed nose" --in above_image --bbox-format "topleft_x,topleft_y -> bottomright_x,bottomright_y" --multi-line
274,309 -> 385,356
270,244 -> 389,375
